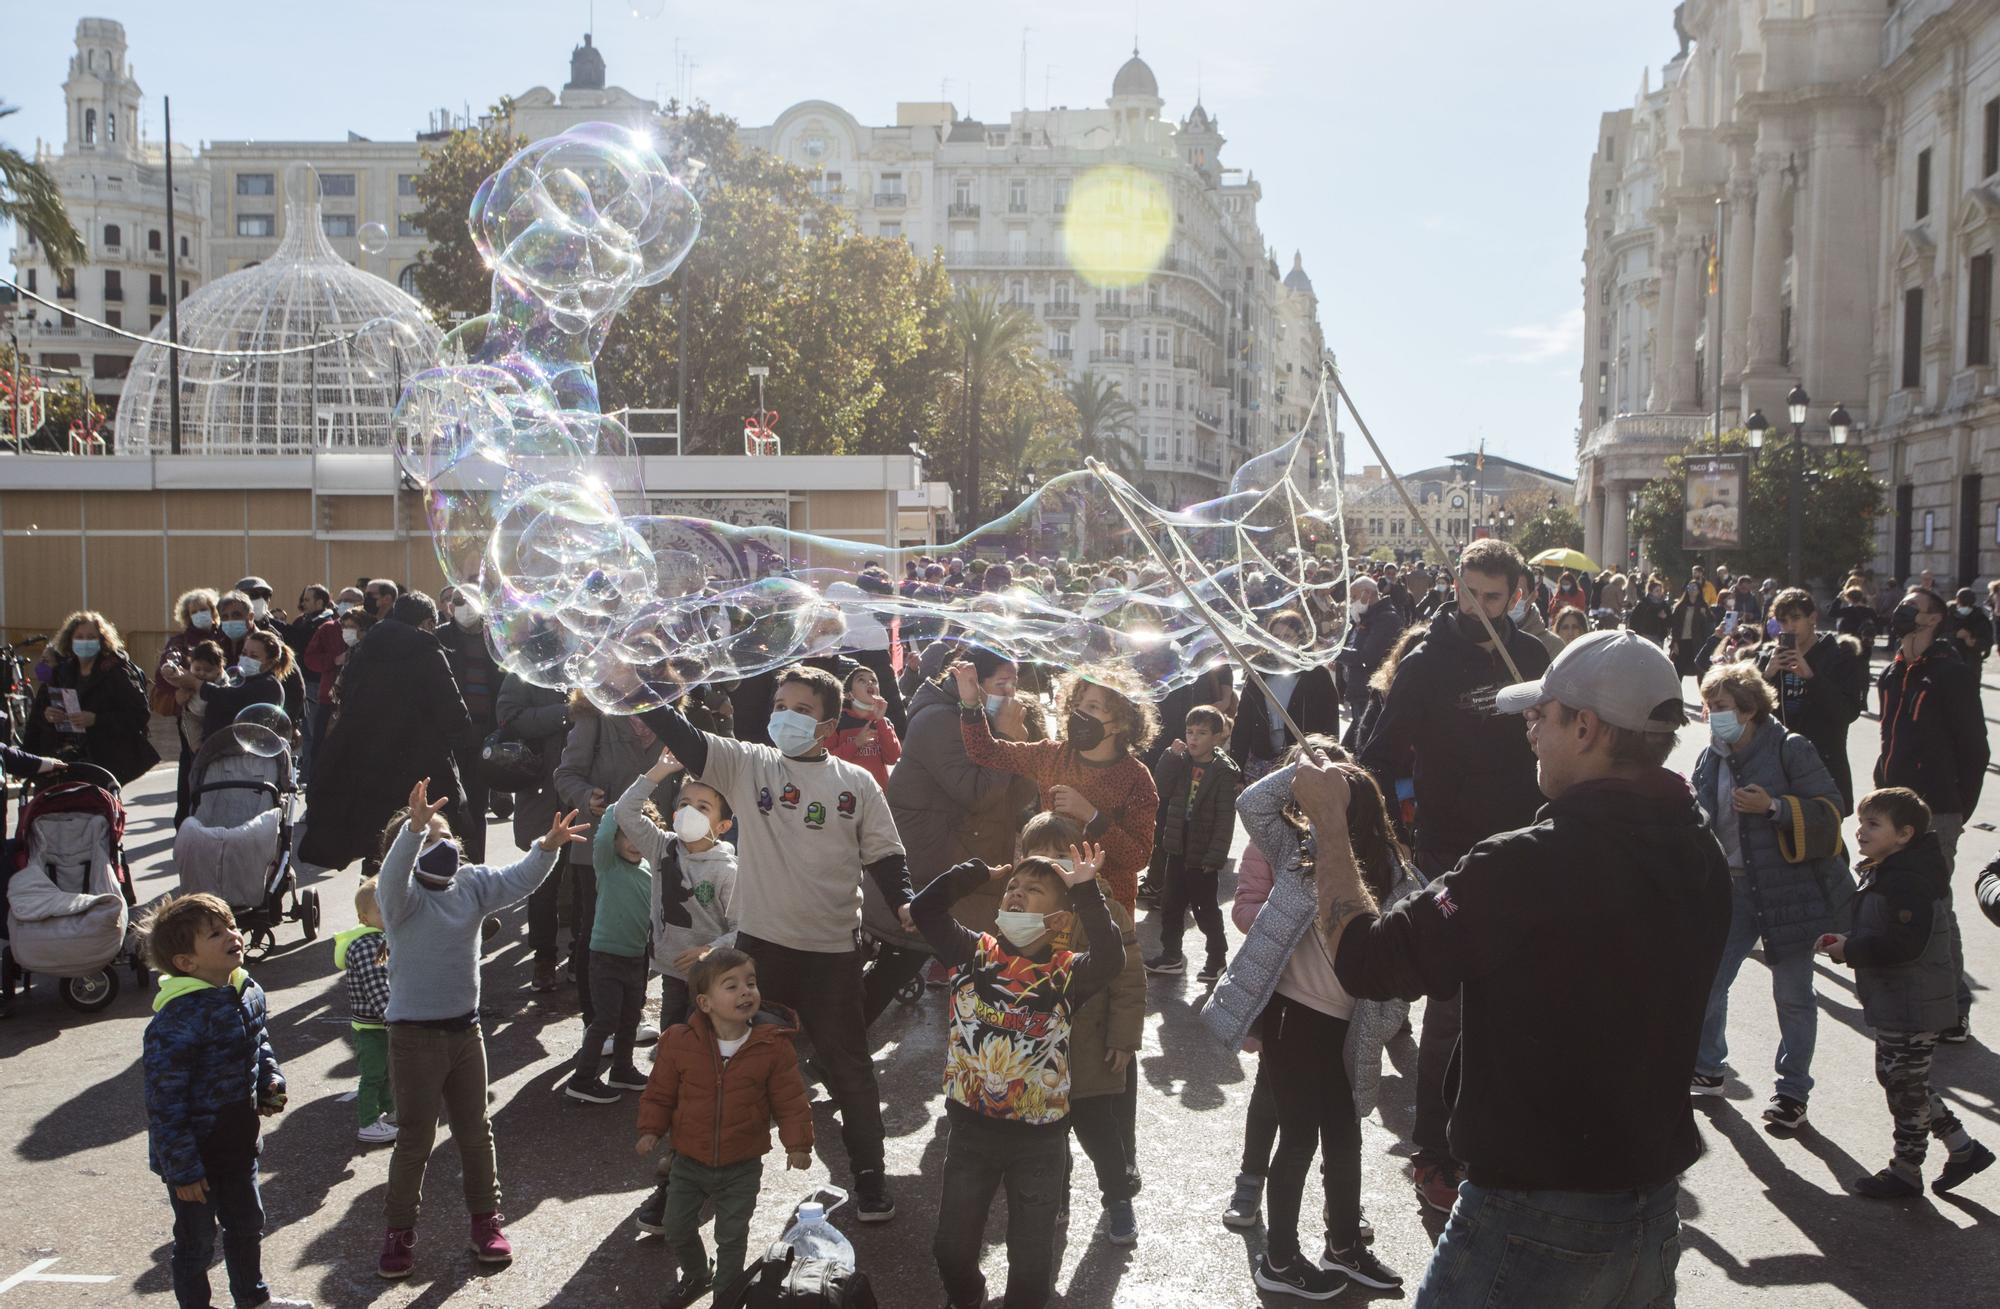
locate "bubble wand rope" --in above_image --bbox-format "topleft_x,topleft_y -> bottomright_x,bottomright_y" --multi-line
1084,455 -> 1312,747
1323,360 -> 1523,685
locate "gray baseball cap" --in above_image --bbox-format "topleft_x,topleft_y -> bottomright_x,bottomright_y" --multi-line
1494,630 -> 1687,733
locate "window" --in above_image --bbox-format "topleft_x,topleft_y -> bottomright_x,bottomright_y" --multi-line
1597,361 -> 1608,395
1987,99 -> 1999,179
1916,148 -> 1932,220
1054,178 -> 1071,212
236,214 -> 275,237
1604,137 -> 1615,161
146,272 -> 163,306
1009,178 -> 1026,212
878,221 -> 902,238
876,172 -> 904,203
323,213 -> 357,237
1053,279 -> 1071,307
317,173 -> 357,197
1006,279 -> 1025,305
1903,286 -> 1925,389
83,108 -> 95,145
103,223 -> 120,247
180,235 -> 189,257
1780,305 -> 1792,368
397,214 -> 424,237
148,228 -> 161,251
180,279 -> 189,299
236,172 -> 274,196
398,265 -> 420,295
106,110 -> 115,144
1105,332 -> 1122,355
150,314 -> 160,329
1007,228 -> 1026,259
23,269 -> 34,292
953,178 -> 973,208
103,270 -> 122,301
1054,329 -> 1071,353
57,272 -> 75,300
1972,253 -> 1994,367
398,172 -> 419,196
105,309 -> 120,328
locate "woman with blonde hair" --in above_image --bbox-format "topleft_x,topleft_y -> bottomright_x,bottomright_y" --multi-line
24,610 -> 159,785
154,588 -> 222,824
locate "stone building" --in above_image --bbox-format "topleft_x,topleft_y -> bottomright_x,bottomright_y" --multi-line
1577,0 -> 2000,589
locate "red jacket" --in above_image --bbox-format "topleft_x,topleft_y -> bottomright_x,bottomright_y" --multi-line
827,714 -> 901,790
637,1005 -> 814,1168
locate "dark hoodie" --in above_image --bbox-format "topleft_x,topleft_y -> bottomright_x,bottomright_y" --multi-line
1358,608 -> 1550,860
1842,832 -> 1960,1034
1875,638 -> 1989,817
1334,770 -> 1731,1192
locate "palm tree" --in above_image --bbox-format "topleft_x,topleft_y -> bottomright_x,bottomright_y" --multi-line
946,285 -> 1038,520
0,103 -> 85,280
1068,371 -> 1140,479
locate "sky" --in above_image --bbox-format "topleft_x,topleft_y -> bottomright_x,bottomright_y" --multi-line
1,0 -> 1673,478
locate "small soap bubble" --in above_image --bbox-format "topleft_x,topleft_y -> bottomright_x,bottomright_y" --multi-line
357,221 -> 390,255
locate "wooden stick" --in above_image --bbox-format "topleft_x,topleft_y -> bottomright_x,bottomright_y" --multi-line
1325,362 -> 1525,684
1084,456 -> 1314,746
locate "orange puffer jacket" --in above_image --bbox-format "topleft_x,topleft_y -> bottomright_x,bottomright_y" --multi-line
636,1004 -> 814,1168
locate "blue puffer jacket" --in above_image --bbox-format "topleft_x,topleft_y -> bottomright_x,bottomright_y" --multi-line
1691,721 -> 1845,960
142,969 -> 284,1186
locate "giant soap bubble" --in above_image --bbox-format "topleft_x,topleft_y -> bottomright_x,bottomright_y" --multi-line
394,122 -> 1350,716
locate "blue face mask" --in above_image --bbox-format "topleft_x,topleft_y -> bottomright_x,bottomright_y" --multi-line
986,693 -> 1009,716
768,708 -> 825,758
1708,708 -> 1745,747
221,619 -> 249,640
190,611 -> 214,630
415,838 -> 460,887
71,638 -> 102,661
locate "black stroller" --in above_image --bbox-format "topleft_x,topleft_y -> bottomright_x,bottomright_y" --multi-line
172,720 -> 318,954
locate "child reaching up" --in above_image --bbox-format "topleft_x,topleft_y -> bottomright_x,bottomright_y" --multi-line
914,841 -> 1125,1309
1820,787 -> 1993,1198
828,665 -> 901,790
333,876 -> 396,1145
566,787 -> 661,1106
637,948 -> 814,1309
616,748 -> 740,1030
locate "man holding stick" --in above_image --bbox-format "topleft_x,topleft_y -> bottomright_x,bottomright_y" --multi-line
1311,631 -> 1729,1307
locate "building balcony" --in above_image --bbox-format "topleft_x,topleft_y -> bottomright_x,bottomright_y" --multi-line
1577,410 -> 1714,466
873,191 -> 908,208
948,202 -> 980,219
1047,347 -> 1074,361
942,249 -> 1059,269
1173,355 -> 1199,370
1193,408 -> 1223,430
1042,301 -> 1078,319
1088,349 -> 1136,365
1007,203 -> 1028,215
1096,303 -> 1133,319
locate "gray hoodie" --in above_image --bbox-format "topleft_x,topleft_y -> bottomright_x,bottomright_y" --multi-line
614,774 -> 738,978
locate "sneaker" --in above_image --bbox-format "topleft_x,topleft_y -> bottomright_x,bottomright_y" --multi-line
1935,1141 -> 1996,1194
635,1021 -> 662,1047
1762,1095 -> 1809,1134
1143,953 -> 1186,975
565,1075 -> 621,1104
657,1259 -> 714,1309
635,1183 -> 672,1235
606,1064 -> 650,1091
1253,1252 -> 1343,1300
468,1211 -> 512,1263
1412,1162 -> 1460,1214
1196,959 -> 1226,984
855,1169 -> 895,1222
531,962 -> 559,993
1105,1199 -> 1138,1246
1854,1168 -> 1922,1199
1136,879 -> 1161,903
1221,1171 -> 1262,1228
1319,1244 -> 1403,1290
1941,1020 -> 1970,1044
376,1227 -> 415,1279
357,1114 -> 399,1145
1689,1072 -> 1726,1096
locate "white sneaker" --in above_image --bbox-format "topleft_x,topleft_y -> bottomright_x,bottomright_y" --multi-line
357,1115 -> 399,1145
635,1021 -> 661,1047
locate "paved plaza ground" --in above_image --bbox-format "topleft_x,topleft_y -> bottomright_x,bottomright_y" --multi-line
2,656 -> 1998,1307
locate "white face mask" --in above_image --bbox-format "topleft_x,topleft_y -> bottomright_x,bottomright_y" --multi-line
672,804 -> 712,845
452,604 -> 480,630
985,692 -> 1009,715
994,909 -> 1049,948
335,601 -> 356,616
250,597 -> 269,618
235,656 -> 263,678
768,708 -> 824,758
1507,596 -> 1531,624
341,628 -> 360,648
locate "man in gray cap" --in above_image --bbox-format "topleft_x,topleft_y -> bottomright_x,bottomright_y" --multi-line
1299,631 -> 1730,1307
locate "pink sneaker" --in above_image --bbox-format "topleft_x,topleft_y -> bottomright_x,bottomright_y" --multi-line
469,1211 -> 513,1264
377,1227 -> 415,1279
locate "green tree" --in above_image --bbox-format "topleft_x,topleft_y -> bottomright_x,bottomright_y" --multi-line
1627,430 -> 1884,586
1514,502 -> 1586,561
407,104 -> 525,322
946,285 -> 1040,520
1067,371 -> 1140,477
1,102 -> 85,280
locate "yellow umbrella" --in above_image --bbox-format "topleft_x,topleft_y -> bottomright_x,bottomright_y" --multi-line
1528,547 -> 1600,573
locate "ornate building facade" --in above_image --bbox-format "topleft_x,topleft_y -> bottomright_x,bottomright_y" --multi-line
1578,0 -> 2000,589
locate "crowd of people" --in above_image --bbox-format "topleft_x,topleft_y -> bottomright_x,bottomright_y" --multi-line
7,538 -> 2000,1308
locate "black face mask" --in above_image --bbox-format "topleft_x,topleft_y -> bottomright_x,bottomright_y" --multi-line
1067,710 -> 1107,751
1890,604 -> 1923,639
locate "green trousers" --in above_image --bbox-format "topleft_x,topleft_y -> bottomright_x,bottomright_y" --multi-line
352,1025 -> 394,1127
663,1153 -> 764,1289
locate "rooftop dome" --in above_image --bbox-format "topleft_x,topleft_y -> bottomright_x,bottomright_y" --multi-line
117,195 -> 440,455
1112,47 -> 1159,101
1284,250 -> 1315,295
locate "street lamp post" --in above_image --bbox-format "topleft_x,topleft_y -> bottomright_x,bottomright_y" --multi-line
1745,383 -> 1822,584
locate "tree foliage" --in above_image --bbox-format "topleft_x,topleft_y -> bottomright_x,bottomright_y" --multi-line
407,106 -> 525,323
1627,430 -> 1885,587
0,102 -> 86,280
1068,371 -> 1140,478
1513,502 -> 1585,561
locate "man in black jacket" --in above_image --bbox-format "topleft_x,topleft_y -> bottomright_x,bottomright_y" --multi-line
1357,538 -> 1550,1212
1335,576 -> 1405,747
1876,586 -> 1991,1040
1319,631 -> 1728,1304
1757,588 -> 1868,810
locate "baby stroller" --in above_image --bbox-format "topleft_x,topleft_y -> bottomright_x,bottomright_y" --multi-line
173,720 -> 318,954
2,763 -> 144,1014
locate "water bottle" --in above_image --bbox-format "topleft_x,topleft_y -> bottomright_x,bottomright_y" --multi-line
779,1200 -> 856,1269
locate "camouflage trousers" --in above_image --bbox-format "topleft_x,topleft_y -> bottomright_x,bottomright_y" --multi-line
1875,1030 -> 1966,1168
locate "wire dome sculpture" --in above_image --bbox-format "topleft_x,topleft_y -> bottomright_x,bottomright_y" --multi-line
117,192 -> 440,455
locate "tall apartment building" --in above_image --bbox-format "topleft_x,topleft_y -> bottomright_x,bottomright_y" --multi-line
1577,0 -> 2000,589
